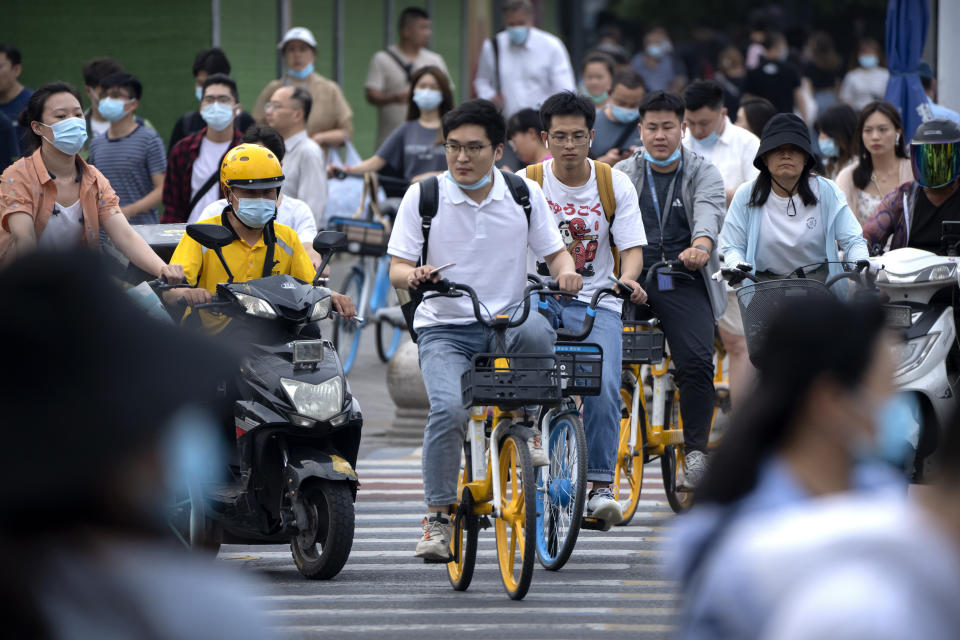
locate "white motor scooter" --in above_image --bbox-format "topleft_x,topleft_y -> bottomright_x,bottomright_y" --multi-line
872,240 -> 960,479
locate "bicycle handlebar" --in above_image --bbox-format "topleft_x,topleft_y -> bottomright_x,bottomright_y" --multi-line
643,259 -> 694,290
532,275 -> 628,341
418,278 -> 549,331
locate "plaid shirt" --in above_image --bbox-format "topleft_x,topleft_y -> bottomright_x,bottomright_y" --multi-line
161,127 -> 242,223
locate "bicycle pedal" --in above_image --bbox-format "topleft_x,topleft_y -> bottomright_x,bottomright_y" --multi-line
478,516 -> 492,530
422,555 -> 455,564
581,516 -> 605,531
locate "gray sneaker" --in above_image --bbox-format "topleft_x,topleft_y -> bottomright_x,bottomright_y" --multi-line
586,487 -> 624,529
680,450 -> 708,489
414,512 -> 452,561
528,427 -> 549,467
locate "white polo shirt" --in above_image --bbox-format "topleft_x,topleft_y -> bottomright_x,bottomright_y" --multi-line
199,195 -> 318,245
388,170 -> 564,329
684,116 -> 760,193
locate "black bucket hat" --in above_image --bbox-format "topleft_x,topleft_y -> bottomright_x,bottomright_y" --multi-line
754,113 -> 817,171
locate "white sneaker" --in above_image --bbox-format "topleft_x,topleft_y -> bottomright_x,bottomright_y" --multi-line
680,450 -> 708,489
587,487 -> 623,528
414,512 -> 452,561
528,427 -> 549,467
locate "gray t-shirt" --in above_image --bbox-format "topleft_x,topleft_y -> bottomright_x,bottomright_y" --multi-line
375,120 -> 447,183
592,109 -> 641,158
88,124 -> 166,225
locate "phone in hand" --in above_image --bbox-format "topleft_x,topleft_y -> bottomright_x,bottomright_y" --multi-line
429,262 -> 456,277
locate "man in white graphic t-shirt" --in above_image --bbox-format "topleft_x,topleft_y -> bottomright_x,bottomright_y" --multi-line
524,91 -> 648,528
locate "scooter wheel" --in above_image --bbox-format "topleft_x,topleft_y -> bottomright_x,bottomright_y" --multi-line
290,480 -> 355,579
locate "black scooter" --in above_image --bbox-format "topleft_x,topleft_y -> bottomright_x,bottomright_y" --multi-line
165,225 -> 362,580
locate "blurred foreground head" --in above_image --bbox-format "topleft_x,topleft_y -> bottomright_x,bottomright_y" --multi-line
697,297 -> 893,506
0,251 -> 233,529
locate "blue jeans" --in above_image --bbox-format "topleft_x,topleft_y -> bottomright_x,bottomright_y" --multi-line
416,309 -> 556,507
540,297 -> 622,483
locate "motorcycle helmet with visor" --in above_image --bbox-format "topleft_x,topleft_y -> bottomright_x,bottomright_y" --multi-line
910,118 -> 960,189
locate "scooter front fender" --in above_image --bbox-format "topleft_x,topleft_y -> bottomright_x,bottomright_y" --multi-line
284,446 -> 358,494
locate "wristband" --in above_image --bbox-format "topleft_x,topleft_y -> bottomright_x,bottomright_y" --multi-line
694,244 -> 710,254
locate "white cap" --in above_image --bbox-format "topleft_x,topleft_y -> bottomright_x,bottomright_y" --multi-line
278,27 -> 317,51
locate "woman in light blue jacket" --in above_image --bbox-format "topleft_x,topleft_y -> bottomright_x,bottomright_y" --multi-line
719,113 -> 868,290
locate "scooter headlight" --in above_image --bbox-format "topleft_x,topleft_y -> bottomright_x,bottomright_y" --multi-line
892,333 -> 939,377
310,297 -> 332,321
234,292 -> 277,319
280,377 -> 343,422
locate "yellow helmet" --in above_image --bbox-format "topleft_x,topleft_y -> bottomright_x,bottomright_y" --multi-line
220,143 -> 284,192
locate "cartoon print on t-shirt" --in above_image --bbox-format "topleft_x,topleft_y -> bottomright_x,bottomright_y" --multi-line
562,217 -> 599,276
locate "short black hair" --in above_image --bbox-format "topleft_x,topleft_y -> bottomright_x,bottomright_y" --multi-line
242,124 -> 285,163
738,96 -> 777,137
638,90 -> 685,122
193,48 -> 231,77
611,69 -> 645,92
399,7 -> 429,30
442,99 -> 505,146
581,51 -> 616,77
202,73 -> 239,103
539,91 -> 596,132
100,72 -> 142,101
81,57 -> 125,89
290,86 -> 312,122
507,108 -> 543,138
683,79 -> 724,112
0,44 -> 21,67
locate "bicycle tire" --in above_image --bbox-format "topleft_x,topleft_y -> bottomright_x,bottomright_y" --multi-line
535,412 -> 586,571
332,268 -> 364,374
662,391 -> 694,514
614,381 -> 646,525
495,433 -> 536,600
374,320 -> 404,363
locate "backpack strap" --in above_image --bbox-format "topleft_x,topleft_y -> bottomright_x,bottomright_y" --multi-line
260,219 -> 278,278
501,170 -> 532,223
384,48 -> 413,82
594,161 -> 621,276
417,176 -> 441,265
528,162 -> 544,188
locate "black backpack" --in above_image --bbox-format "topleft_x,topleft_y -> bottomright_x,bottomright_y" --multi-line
400,170 -> 533,340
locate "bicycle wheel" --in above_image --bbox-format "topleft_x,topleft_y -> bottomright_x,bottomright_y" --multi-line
495,433 -> 536,600
447,484 -> 478,591
374,320 -> 404,363
661,391 -> 694,514
614,382 -> 645,526
332,268 -> 364,374
535,412 -> 586,571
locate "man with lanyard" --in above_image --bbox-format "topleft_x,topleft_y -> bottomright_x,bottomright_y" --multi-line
616,90 -> 726,488
387,99 -> 581,560
523,91 -> 648,526
163,143 -> 355,331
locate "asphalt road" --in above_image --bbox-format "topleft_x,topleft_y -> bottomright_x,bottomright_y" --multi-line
217,253 -> 682,639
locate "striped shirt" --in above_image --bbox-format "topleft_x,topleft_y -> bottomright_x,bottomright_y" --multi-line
88,124 -> 166,224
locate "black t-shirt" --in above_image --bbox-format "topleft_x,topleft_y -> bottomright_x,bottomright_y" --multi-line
744,59 -> 801,113
909,187 -> 960,255
804,61 -> 842,91
639,166 -> 690,261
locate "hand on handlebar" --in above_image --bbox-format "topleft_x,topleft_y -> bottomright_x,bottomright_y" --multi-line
678,245 -> 710,271
554,270 -> 582,295
158,264 -> 186,285
326,165 -> 349,180
408,264 -> 442,290
617,277 -> 648,304
331,292 -> 357,320
163,287 -> 212,306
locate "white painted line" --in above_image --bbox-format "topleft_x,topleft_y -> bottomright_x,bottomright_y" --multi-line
351,525 -> 665,534
266,606 -> 674,616
278,623 -> 675,633
256,591 -> 677,602
350,536 -> 666,545
221,548 -> 662,560
219,560 -> 633,571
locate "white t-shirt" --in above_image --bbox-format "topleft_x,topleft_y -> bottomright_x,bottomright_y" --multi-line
684,116 -> 761,194
387,170 -> 565,330
199,195 -> 318,244
89,117 -> 110,138
38,199 -> 84,250
839,67 -> 891,112
188,138 -> 232,223
754,178 -> 825,275
522,159 -> 647,312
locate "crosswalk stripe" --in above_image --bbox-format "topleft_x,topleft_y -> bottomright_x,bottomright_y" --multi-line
266,606 -> 676,616
278,623 -> 675,633
255,592 -> 677,602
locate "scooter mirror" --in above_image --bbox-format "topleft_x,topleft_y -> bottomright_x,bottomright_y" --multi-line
312,231 -> 348,254
186,224 -> 235,249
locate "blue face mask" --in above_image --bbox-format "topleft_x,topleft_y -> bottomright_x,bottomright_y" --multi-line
40,117 -> 88,156
507,26 -> 529,45
697,131 -> 720,148
588,91 -> 609,105
854,393 -> 920,469
646,44 -> 665,59
97,97 -> 130,122
412,88 -> 443,112
162,408 -> 224,519
644,146 -> 682,167
610,104 -> 640,124
859,55 -> 879,69
195,85 -> 203,101
200,103 -> 236,132
288,63 -> 314,79
818,136 -> 838,158
446,168 -> 493,191
232,196 -> 277,228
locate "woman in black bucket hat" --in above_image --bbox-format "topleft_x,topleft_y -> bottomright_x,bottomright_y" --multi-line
718,112 -> 869,289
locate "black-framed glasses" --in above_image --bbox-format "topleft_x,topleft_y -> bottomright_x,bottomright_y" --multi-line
548,132 -> 590,146
200,95 -> 235,106
443,142 -> 493,156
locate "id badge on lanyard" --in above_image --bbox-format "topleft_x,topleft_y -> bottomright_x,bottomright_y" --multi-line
646,160 -> 682,291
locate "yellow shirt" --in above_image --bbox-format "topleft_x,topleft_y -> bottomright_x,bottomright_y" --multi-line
170,212 -> 316,330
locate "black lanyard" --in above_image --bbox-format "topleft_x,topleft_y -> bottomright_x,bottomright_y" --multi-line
645,159 -> 682,261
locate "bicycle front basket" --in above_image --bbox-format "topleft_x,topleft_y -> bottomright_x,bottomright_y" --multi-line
460,352 -> 561,409
736,278 -> 832,360
622,322 -> 665,364
327,217 -> 389,256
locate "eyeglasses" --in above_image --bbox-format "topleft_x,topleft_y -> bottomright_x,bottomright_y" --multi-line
265,101 -> 290,111
443,142 -> 493,156
548,132 -> 590,146
200,95 -> 235,106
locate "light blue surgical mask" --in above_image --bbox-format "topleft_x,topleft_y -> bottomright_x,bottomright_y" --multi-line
859,55 -> 879,69
97,97 -> 130,122
697,131 -> 720,148
412,88 -> 443,111
233,196 -> 277,228
646,44 -> 665,59
818,136 -> 838,158
195,86 -> 203,101
588,90 -> 609,105
853,393 -> 920,469
507,26 -> 530,45
446,167 -> 493,191
40,117 -> 88,156
644,146 -> 681,167
288,63 -> 314,79
200,103 -> 236,132
610,104 -> 640,124
162,407 -> 225,521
